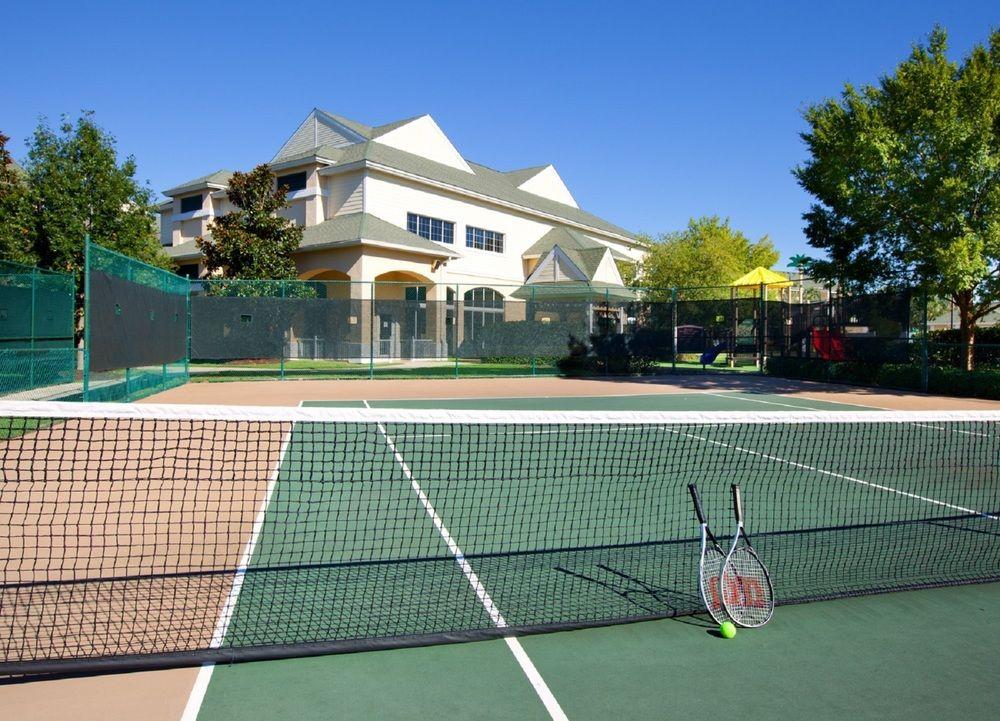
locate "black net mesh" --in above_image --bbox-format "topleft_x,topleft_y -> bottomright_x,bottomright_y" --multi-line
2,406 -> 998,675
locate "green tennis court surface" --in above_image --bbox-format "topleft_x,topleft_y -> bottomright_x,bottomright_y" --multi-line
189,392 -> 1000,721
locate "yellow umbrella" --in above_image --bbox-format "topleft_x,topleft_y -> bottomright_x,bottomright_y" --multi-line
730,266 -> 794,288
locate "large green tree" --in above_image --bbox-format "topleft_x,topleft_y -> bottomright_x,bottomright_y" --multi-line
24,112 -> 168,274
198,164 -> 303,281
795,27 -> 1000,369
638,216 -> 779,298
0,133 -> 36,265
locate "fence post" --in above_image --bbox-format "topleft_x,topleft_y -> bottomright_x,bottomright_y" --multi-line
454,284 -> 460,379
921,286 -> 929,393
29,267 -> 37,389
82,235 -> 91,401
369,281 -> 375,380
759,281 -> 766,372
531,284 -> 537,377
671,287 -> 678,373
279,281 -> 286,381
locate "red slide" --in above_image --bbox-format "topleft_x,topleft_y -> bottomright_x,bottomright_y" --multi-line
810,328 -> 846,361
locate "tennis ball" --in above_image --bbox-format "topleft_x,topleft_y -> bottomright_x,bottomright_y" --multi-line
719,621 -> 737,639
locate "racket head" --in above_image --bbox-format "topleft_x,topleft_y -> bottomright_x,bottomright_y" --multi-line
699,542 -> 730,624
719,545 -> 774,627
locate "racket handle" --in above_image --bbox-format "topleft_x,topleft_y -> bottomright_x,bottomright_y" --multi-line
688,484 -> 707,524
731,484 -> 743,524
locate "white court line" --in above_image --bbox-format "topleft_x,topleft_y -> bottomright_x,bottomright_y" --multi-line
181,403 -> 300,721
669,427 -> 998,520
703,392 -> 990,437
364,400 -> 568,721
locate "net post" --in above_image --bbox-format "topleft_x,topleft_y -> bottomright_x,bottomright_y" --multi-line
279,280 -> 286,381
82,234 -> 91,402
671,287 -> 678,373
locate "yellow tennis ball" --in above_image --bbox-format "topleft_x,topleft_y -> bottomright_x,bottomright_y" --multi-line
720,621 -> 737,639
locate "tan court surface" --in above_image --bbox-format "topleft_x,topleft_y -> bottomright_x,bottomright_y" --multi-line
2,375 -> 998,721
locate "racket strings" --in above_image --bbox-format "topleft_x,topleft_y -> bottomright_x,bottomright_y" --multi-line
720,547 -> 774,627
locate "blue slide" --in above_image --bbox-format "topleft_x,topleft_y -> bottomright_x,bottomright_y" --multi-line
699,341 -> 727,366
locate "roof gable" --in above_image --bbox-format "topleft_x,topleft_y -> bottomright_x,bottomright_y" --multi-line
272,109 -> 368,163
515,165 -> 577,208
525,246 -> 589,283
372,115 -> 473,174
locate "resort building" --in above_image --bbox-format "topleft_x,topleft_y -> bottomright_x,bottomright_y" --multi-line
159,109 -> 644,360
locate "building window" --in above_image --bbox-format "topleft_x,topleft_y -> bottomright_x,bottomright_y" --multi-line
277,171 -> 307,193
180,194 -> 203,214
463,287 -> 505,341
407,212 -> 454,244
466,226 -> 504,253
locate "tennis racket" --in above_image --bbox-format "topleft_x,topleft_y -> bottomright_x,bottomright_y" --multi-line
720,484 -> 774,627
688,483 -> 730,623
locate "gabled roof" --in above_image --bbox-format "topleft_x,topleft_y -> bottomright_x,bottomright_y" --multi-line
299,213 -> 459,258
523,226 -> 633,262
322,142 -> 636,241
165,109 -> 637,243
509,281 -> 636,301
162,212 -> 459,263
503,166 -> 548,186
164,170 -> 233,196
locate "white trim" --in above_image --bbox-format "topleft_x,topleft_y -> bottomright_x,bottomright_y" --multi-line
171,209 -> 212,223
6,400 -> 1000,426
285,187 -> 329,201
364,400 -> 567,721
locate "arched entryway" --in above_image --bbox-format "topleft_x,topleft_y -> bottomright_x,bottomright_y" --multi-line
298,268 -> 352,299
373,271 -> 444,359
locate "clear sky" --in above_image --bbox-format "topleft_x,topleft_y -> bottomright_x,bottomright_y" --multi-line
2,1 -> 996,263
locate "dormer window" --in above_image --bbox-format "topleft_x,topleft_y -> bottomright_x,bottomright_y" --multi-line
277,171 -> 308,193
180,194 -> 203,214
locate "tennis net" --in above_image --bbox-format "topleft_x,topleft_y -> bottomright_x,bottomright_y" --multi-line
2,401 -> 998,675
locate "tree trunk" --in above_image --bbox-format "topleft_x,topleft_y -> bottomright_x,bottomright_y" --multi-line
955,290 -> 976,372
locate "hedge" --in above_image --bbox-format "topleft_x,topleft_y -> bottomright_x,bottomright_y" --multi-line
765,356 -> 1000,400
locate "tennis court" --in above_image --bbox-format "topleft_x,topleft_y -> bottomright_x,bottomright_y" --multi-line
3,383 -> 999,720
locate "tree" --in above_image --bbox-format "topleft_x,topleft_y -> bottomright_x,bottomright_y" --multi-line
198,164 -> 303,285
638,217 -> 779,298
795,27 -> 1000,370
0,132 -> 36,265
25,112 -> 168,275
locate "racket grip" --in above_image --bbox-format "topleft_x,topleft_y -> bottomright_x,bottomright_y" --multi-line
731,484 -> 743,524
688,484 -> 707,524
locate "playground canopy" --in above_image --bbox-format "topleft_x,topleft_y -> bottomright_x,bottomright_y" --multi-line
730,266 -> 794,289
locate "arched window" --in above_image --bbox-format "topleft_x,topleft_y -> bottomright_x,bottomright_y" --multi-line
463,287 -> 504,340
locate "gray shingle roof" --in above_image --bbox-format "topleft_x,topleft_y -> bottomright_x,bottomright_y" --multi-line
164,169 -> 233,196
523,226 -> 633,263
326,142 -> 636,241
164,111 -> 638,243
162,212 -> 458,263
299,213 -> 459,257
510,280 -> 637,301
503,166 -> 548,186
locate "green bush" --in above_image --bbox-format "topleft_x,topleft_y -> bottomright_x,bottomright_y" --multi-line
765,356 -> 1000,399
557,333 -> 657,376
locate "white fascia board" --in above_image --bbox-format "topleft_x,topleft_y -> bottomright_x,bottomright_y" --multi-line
286,188 -> 329,201
319,161 -> 641,249
171,209 -> 213,223
296,237 -> 458,259
270,156 -> 337,173
360,238 -> 460,258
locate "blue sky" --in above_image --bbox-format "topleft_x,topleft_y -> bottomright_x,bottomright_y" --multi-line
2,1 -> 996,263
